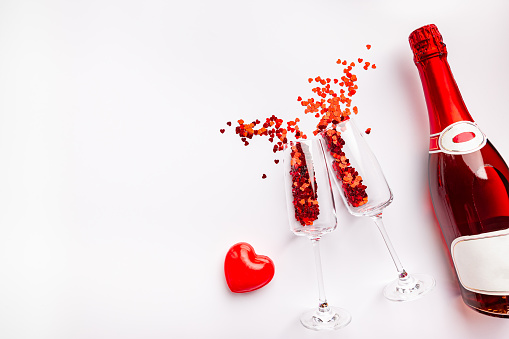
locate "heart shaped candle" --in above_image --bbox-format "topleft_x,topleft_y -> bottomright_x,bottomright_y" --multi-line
224,242 -> 275,293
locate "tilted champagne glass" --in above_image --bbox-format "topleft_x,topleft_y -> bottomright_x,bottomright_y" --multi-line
322,118 -> 435,302
283,138 -> 351,330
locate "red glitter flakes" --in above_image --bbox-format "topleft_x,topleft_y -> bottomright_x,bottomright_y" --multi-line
230,115 -> 308,153
227,121 -> 232,126
365,128 -> 371,134
299,55 -> 375,135
322,129 -> 368,207
290,143 -> 320,225
221,45 -> 377,180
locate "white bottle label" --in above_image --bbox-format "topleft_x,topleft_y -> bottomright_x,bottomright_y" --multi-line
451,228 -> 509,295
429,121 -> 486,154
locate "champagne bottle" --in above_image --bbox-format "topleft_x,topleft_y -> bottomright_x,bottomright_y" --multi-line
409,24 -> 509,317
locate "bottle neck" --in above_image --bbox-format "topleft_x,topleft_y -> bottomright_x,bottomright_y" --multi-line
415,54 -> 474,135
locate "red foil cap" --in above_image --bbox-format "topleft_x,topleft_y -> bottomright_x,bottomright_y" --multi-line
409,24 -> 447,63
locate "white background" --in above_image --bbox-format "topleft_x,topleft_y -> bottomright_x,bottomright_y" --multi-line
1,0 -> 509,338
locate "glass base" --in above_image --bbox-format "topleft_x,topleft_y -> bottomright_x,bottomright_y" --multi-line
383,273 -> 435,302
300,306 -> 351,331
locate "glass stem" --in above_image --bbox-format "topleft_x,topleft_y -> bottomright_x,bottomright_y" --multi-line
311,238 -> 330,312
370,213 -> 407,279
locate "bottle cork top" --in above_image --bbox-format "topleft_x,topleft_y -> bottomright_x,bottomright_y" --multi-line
409,24 -> 447,63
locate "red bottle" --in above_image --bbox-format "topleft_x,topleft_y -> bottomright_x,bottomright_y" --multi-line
410,24 -> 509,317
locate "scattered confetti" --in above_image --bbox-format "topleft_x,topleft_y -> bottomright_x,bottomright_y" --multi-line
221,45 -> 377,182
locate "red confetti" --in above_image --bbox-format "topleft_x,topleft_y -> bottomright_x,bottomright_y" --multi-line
290,143 -> 320,225
322,129 -> 368,207
220,129 -> 225,134
222,46 -> 376,181
262,174 -> 267,179
365,128 -> 371,134
274,159 -> 279,164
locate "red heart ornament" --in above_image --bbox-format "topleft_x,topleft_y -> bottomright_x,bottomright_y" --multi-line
224,242 -> 275,293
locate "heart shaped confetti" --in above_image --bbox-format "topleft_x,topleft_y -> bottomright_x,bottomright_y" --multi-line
224,242 -> 275,293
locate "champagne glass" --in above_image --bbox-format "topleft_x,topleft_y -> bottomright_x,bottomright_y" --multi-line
322,118 -> 435,302
283,139 -> 351,330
